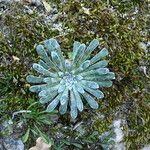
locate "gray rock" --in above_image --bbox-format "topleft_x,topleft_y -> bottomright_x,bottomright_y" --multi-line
141,145 -> 150,150
3,137 -> 24,150
0,139 -> 4,150
0,145 -> 3,150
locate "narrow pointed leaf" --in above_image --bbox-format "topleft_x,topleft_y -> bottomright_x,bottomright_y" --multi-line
73,87 -> 83,112
97,81 -> 113,87
73,44 -> 86,65
39,92 -> 57,104
43,77 -> 60,83
90,48 -> 109,64
33,63 -> 57,77
85,72 -> 115,81
80,39 -> 99,63
51,51 -> 64,70
65,60 -> 72,71
39,89 -> 57,97
26,75 -> 44,83
82,92 -> 98,109
70,91 -> 78,119
81,68 -> 109,77
81,80 -> 99,89
44,39 -> 55,53
83,86 -> 104,99
73,41 -> 81,60
49,38 -> 60,49
87,60 -> 108,70
60,88 -> 69,105
36,44 -> 56,69
80,70 -> 97,76
86,39 -> 99,53
42,84 -> 60,93
38,60 -> 49,70
46,94 -> 61,112
29,84 -> 47,93
74,82 -> 85,94
80,60 -> 91,70
58,83 -> 66,93
97,68 -> 109,74
59,101 -> 68,114
49,38 -> 65,69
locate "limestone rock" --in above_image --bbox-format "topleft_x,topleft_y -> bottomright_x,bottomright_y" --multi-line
3,137 -> 24,150
29,137 -> 51,150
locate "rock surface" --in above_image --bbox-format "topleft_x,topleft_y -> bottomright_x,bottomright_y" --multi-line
29,137 -> 51,150
2,137 -> 24,150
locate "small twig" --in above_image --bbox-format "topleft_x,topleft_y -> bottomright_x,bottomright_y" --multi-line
12,110 -> 32,119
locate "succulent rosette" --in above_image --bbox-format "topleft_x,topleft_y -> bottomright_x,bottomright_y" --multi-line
26,38 -> 115,119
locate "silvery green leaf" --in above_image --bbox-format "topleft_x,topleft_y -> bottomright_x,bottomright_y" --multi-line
73,44 -> 86,65
49,38 -> 65,69
74,82 -> 85,94
73,41 -> 81,60
43,77 -> 60,83
90,48 -> 109,64
80,39 -> 99,63
58,84 -> 66,93
49,38 -> 60,49
83,86 -> 104,98
39,60 -> 49,70
81,80 -> 99,89
39,96 -> 51,104
44,39 -> 55,52
80,60 -> 91,69
76,75 -> 83,81
36,44 -> 47,56
39,92 -> 57,104
51,51 -> 62,68
59,100 -> 68,114
43,84 -> 60,93
33,63 -> 57,77
73,87 -> 83,112
97,81 -> 113,87
38,84 -> 59,97
38,90 -> 47,97
87,60 -> 108,70
96,68 -> 109,75
65,60 -> 72,71
26,75 -> 44,83
36,44 -> 56,69
81,68 -> 109,76
46,94 -> 61,112
39,89 -> 57,98
60,88 -> 68,105
86,39 -> 99,53
105,72 -> 115,80
82,92 -> 98,109
85,72 -> 115,81
74,60 -> 91,74
80,70 -> 96,76
39,87 -> 58,97
29,84 -> 47,93
60,79 -> 65,84
58,71 -> 64,77
70,91 -> 78,119
73,67 -> 84,74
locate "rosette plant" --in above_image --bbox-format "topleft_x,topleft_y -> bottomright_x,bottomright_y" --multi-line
26,38 -> 115,119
